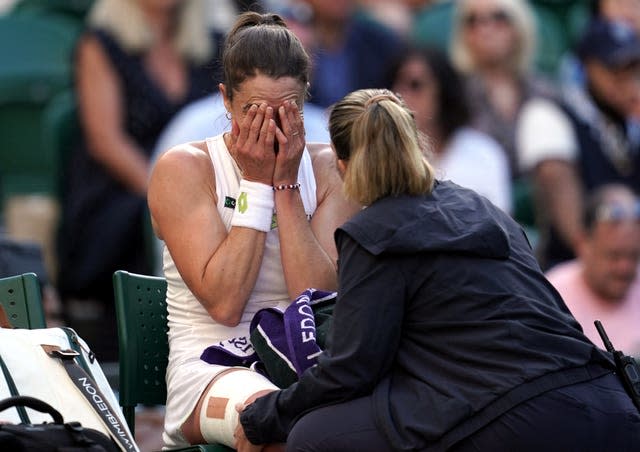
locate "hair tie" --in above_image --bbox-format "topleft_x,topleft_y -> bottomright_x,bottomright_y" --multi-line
364,93 -> 399,109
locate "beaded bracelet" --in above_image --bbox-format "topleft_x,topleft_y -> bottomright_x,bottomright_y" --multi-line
273,183 -> 301,191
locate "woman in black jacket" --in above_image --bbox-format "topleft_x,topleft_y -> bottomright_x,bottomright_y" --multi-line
235,89 -> 640,451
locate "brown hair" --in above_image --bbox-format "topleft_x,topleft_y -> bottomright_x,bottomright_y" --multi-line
222,12 -> 311,100
329,89 -> 435,205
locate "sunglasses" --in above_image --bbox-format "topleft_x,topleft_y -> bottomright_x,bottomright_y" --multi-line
463,9 -> 512,29
595,201 -> 640,223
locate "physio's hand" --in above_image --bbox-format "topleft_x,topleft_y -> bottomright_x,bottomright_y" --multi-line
234,402 -> 263,452
230,102 -> 277,185
273,100 -> 305,186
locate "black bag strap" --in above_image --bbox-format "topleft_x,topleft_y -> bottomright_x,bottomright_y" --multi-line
42,345 -> 137,452
0,395 -> 64,424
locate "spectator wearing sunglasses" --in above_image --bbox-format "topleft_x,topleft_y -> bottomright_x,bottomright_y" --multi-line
387,45 -> 511,213
546,184 -> 640,356
449,0 -> 556,182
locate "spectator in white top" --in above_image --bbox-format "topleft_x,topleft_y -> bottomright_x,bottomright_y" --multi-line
388,45 -> 512,214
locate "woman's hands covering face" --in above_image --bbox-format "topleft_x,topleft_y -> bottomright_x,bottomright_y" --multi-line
273,99 -> 305,186
229,100 -> 305,186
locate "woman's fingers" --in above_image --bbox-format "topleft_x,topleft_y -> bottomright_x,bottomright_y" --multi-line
278,100 -> 302,139
289,100 -> 304,138
259,106 -> 275,149
247,103 -> 267,147
237,104 -> 258,144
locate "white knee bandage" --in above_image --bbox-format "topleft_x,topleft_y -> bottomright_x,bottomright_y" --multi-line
199,368 -> 278,447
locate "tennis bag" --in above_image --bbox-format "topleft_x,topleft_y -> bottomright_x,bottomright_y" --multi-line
0,395 -> 117,451
0,326 -> 139,452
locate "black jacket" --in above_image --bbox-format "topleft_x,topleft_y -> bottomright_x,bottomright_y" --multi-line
241,181 -> 613,450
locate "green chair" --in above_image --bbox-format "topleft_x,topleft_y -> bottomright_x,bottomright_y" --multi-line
0,272 -> 46,329
0,14 -> 78,210
41,89 -> 80,199
113,270 -> 233,452
9,0 -> 94,22
410,0 -> 454,53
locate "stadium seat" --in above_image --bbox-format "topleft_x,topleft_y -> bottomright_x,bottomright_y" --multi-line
0,272 -> 46,329
113,270 -> 233,451
9,0 -> 93,23
0,14 -> 77,202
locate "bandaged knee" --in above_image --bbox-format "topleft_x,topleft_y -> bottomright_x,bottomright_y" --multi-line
199,368 -> 278,447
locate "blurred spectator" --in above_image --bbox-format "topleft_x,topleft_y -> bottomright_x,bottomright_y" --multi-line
546,184 -> 640,356
388,45 -> 511,213
517,19 -> 640,270
0,0 -> 17,14
298,0 -> 405,109
205,0 -> 265,32
450,0 -> 555,180
559,0 -> 640,90
355,0 -> 413,36
56,0 -> 222,361
596,0 -> 640,33
592,0 -> 640,121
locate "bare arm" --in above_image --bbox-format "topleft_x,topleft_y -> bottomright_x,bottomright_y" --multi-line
148,105 -> 279,326
534,159 -> 584,253
276,143 -> 361,299
268,101 -> 360,299
148,143 -> 267,326
75,35 -> 149,195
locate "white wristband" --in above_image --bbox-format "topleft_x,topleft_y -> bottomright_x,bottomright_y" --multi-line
230,179 -> 274,232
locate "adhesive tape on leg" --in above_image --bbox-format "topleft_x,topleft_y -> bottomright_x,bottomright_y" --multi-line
230,179 -> 274,232
199,369 -> 278,447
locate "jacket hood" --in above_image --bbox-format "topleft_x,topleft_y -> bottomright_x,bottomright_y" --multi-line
338,181 -> 511,259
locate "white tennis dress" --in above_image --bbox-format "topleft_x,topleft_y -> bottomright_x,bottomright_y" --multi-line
162,134 -> 317,448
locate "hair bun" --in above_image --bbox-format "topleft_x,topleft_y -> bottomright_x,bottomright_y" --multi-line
260,13 -> 286,27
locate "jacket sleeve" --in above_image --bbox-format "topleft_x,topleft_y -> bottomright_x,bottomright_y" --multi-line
240,232 -> 406,444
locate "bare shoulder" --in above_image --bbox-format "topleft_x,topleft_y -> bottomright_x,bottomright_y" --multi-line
307,142 -> 339,177
149,140 -> 214,205
306,142 -> 345,206
152,140 -> 211,178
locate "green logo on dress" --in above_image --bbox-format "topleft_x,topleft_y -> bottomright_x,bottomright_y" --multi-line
238,192 -> 248,213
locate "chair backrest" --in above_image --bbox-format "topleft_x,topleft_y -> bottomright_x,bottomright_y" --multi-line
9,0 -> 94,22
0,14 -> 77,205
112,270 -> 168,434
41,89 -> 80,199
113,271 -> 234,452
0,272 -> 46,329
